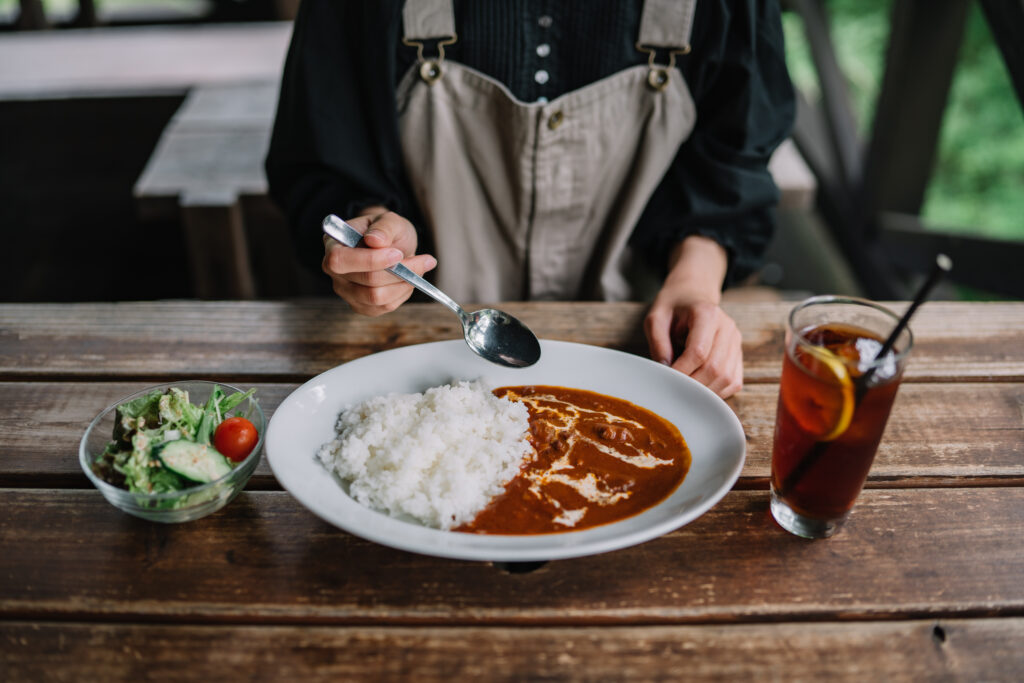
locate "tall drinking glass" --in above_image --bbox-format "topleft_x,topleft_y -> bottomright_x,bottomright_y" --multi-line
770,296 -> 913,538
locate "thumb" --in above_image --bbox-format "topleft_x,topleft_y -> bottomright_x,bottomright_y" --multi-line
362,213 -> 408,250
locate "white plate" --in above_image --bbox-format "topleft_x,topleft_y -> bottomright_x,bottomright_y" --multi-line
266,340 -> 746,562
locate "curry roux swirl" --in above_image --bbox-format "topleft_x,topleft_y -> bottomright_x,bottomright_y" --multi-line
455,385 -> 691,535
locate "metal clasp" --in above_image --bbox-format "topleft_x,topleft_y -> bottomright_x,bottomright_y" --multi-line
403,34 -> 458,85
636,42 -> 690,92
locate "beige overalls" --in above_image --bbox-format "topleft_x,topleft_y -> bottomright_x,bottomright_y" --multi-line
397,0 -> 698,302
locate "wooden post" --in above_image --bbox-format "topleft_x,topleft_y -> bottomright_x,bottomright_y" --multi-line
979,0 -> 1024,108
787,0 -> 904,299
16,0 -> 47,29
74,0 -> 98,27
791,0 -> 862,193
180,190 -> 257,300
862,0 -> 969,219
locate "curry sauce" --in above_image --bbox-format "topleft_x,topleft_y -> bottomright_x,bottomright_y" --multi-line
455,386 -> 691,535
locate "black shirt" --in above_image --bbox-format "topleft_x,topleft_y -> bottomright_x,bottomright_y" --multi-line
265,0 -> 795,289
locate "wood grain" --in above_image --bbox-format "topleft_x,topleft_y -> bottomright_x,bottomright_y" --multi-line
3,619 -> 1022,681
2,301 -> 1021,382
3,488 -> 1023,624
4,381 -> 1022,488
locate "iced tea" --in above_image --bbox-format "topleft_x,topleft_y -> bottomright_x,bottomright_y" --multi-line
770,297 -> 912,538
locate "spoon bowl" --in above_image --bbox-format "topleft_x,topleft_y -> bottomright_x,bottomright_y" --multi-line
464,308 -> 540,368
323,215 -> 541,368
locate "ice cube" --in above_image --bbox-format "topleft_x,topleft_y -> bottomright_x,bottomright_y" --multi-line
856,337 -> 897,380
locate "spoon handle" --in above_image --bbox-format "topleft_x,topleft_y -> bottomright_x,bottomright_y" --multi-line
322,215 -> 466,319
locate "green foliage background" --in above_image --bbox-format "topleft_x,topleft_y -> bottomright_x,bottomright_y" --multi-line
783,0 -> 1023,242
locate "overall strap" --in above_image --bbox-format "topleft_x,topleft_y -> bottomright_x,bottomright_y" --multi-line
638,0 -> 697,51
402,0 -> 457,83
636,0 -> 697,90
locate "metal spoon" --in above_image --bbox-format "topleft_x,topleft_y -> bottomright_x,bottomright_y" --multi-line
323,214 -> 541,368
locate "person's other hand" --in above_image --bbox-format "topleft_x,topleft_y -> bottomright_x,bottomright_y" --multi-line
321,207 -> 437,316
644,236 -> 743,399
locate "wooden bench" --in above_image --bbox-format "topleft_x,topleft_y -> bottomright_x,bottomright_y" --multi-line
134,80 -> 285,298
0,21 -> 292,100
0,22 -> 299,299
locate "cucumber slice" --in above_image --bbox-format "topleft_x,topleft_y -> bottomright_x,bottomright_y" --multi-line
156,439 -> 232,483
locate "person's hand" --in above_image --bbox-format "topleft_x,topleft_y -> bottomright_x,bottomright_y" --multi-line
321,207 -> 437,316
644,236 -> 743,399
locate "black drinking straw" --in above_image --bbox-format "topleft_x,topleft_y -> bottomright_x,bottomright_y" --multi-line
777,254 -> 953,498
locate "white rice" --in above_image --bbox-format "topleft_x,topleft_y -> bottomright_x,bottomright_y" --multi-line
316,380 -> 532,530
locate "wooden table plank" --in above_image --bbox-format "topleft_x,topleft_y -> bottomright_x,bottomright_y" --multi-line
135,128 -> 272,201
4,382 -> 1022,488
2,301 -> 1022,382
3,619 -> 1022,681
3,488 -> 1023,624
0,23 -> 292,100
168,80 -> 281,131
0,301 -> 650,381
133,81 -> 280,204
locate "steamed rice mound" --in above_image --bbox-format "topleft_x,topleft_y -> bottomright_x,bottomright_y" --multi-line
317,380 -> 532,530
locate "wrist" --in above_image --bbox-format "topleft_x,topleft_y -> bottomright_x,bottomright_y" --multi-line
663,235 -> 729,303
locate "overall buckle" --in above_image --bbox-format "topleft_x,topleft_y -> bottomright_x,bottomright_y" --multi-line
403,34 -> 458,84
636,43 -> 690,92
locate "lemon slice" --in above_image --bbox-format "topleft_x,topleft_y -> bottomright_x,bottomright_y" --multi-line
801,344 -> 855,441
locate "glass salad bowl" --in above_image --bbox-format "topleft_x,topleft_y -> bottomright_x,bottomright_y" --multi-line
79,380 -> 265,523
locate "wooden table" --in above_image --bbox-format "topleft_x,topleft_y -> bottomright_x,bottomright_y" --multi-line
2,299 -> 1023,679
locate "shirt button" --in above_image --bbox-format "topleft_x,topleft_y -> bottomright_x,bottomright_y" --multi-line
536,43 -> 551,58
534,70 -> 549,85
538,15 -> 553,28
537,96 -> 549,104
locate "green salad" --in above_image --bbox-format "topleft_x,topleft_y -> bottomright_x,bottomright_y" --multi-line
93,385 -> 258,494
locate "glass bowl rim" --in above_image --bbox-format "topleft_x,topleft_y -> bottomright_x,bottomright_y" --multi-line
79,379 -> 265,503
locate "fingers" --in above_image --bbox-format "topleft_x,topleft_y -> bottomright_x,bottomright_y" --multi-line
330,253 -> 438,316
643,305 -> 679,367
687,323 -> 743,398
320,211 -> 435,316
323,238 -> 404,278
672,303 -> 718,376
331,278 -> 413,316
677,304 -> 743,398
650,301 -> 743,399
343,253 -> 438,287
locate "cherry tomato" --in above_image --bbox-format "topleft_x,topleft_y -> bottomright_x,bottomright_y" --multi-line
214,416 -> 258,462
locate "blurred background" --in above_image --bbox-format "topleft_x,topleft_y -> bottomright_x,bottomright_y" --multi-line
1,0 -> 1021,303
